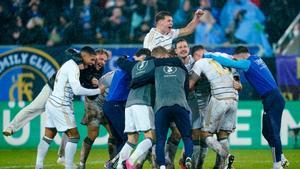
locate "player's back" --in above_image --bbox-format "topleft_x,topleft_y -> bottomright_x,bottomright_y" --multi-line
245,55 -> 277,96
126,59 -> 155,108
154,65 -> 190,112
193,58 -> 237,100
50,59 -> 78,106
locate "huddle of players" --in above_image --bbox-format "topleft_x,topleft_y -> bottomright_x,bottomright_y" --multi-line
2,43 -> 239,169
2,44 -> 239,169
3,9 -> 211,169
4,11 -> 240,168
46,39 -> 239,169
3,8 -> 288,169
88,39 -> 241,169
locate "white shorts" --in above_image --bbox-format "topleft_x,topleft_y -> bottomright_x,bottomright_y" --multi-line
220,102 -> 237,132
45,100 -> 76,132
202,96 -> 237,133
124,105 -> 155,133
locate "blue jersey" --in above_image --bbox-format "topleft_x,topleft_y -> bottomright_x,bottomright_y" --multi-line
244,56 -> 277,96
106,69 -> 131,101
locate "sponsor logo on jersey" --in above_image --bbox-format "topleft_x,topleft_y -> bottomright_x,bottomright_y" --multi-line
137,61 -> 148,71
163,66 -> 177,74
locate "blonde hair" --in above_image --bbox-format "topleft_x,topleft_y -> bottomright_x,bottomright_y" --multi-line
96,48 -> 111,59
151,46 -> 169,58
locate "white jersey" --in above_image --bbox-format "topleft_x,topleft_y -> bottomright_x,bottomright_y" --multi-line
192,58 -> 238,100
207,52 -> 240,100
184,55 -> 195,75
143,28 -> 179,50
49,59 -> 100,106
99,70 -> 115,97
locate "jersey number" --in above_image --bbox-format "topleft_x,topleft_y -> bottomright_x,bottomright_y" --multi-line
209,60 -> 230,75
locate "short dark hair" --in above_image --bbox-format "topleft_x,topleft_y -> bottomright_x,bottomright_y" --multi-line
65,48 -> 81,64
191,45 -> 204,56
174,38 -> 188,48
233,46 -> 249,55
155,11 -> 172,23
80,46 -> 96,55
135,48 -> 151,57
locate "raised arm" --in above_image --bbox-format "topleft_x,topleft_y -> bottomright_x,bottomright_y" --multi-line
178,9 -> 205,37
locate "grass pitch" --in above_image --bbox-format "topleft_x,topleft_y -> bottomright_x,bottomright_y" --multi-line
0,149 -> 299,169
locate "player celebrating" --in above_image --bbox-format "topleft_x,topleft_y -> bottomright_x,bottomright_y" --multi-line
143,10 -> 204,168
2,48 -> 82,137
153,46 -> 193,169
114,48 -> 156,169
77,49 -> 113,169
35,46 -> 102,169
189,45 -> 210,169
173,38 -> 201,169
143,9 -> 204,51
189,50 -> 238,169
205,46 -> 289,169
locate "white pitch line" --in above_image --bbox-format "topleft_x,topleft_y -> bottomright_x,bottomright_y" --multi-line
0,160 -> 105,169
1,160 -> 299,168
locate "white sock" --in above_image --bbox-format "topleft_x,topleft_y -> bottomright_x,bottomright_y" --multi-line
273,161 -> 282,169
281,153 -> 289,167
219,138 -> 229,154
205,136 -> 227,158
129,138 -> 152,165
192,145 -> 200,167
117,142 -> 135,168
160,165 -> 166,169
58,133 -> 68,157
36,137 -> 52,168
65,141 -> 78,169
136,151 -> 148,164
152,144 -> 156,155
111,153 -> 120,163
281,154 -> 286,161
